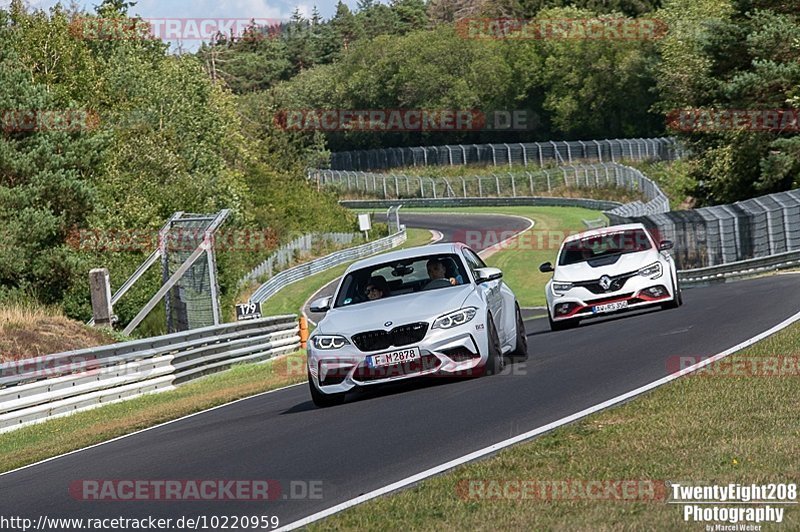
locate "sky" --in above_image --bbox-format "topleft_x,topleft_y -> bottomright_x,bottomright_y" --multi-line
6,0 -> 361,50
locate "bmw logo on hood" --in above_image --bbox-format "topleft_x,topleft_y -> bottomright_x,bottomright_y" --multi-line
384,321 -> 393,327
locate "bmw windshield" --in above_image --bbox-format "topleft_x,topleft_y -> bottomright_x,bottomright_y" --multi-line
333,253 -> 469,308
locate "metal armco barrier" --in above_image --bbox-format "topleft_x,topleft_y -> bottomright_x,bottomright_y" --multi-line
340,197 -> 622,211
249,229 -> 407,304
0,316 -> 299,433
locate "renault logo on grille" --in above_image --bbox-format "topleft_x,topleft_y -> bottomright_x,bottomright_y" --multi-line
599,275 -> 613,291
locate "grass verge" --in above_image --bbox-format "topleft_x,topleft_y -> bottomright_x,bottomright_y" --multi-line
311,320 -> 800,530
402,206 -> 603,307
0,351 -> 308,474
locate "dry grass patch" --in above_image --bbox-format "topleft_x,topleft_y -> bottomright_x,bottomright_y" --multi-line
0,304 -> 114,362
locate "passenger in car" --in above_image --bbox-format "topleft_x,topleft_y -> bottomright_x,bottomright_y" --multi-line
365,276 -> 391,300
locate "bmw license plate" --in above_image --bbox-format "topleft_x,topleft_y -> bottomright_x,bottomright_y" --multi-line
592,301 -> 629,314
367,347 -> 420,367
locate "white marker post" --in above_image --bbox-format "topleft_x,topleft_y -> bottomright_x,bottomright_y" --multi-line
358,213 -> 372,241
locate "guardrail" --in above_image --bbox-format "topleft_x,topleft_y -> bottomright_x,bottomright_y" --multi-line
0,316 -> 299,433
340,197 -> 622,211
238,232 -> 360,288
249,229 -> 407,304
678,250 -> 800,285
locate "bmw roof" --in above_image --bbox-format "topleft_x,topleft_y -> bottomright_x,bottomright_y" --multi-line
345,242 -> 470,272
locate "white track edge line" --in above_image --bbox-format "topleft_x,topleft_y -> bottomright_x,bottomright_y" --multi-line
0,381 -> 305,478
277,308 -> 800,531
477,216 -> 535,259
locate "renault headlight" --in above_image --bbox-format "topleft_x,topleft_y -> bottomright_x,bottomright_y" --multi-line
432,307 -> 477,329
551,281 -> 573,295
311,335 -> 350,350
638,262 -> 663,279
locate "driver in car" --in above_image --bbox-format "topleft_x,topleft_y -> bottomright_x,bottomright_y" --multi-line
425,259 -> 458,289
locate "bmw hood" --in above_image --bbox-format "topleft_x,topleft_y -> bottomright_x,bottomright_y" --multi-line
554,250 -> 661,281
316,285 -> 475,335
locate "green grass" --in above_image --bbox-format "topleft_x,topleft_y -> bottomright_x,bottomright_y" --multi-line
311,320 -> 800,531
402,206 -> 605,307
0,351 -> 310,473
259,227 -> 434,318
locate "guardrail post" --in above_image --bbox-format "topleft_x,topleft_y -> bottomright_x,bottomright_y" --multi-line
90,268 -> 114,327
299,316 -> 309,349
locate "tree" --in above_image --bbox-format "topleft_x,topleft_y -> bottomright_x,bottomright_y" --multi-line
390,0 -> 428,33
331,1 -> 364,52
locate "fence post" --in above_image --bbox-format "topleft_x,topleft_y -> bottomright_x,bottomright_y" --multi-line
593,140 -> 602,162
520,143 -> 527,166
90,268 -> 113,327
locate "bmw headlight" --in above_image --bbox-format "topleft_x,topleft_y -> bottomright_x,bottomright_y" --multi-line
551,281 -> 573,295
311,335 -> 350,350
432,307 -> 477,329
638,262 -> 663,279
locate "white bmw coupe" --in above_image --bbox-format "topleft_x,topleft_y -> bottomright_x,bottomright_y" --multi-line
540,223 -> 682,331
306,243 -> 527,407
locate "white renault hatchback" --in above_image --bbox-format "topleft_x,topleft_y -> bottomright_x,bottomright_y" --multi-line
540,223 -> 681,331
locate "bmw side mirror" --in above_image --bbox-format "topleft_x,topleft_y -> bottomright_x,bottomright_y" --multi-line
539,262 -> 554,273
475,267 -> 502,284
310,296 -> 332,313
659,240 -> 674,251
